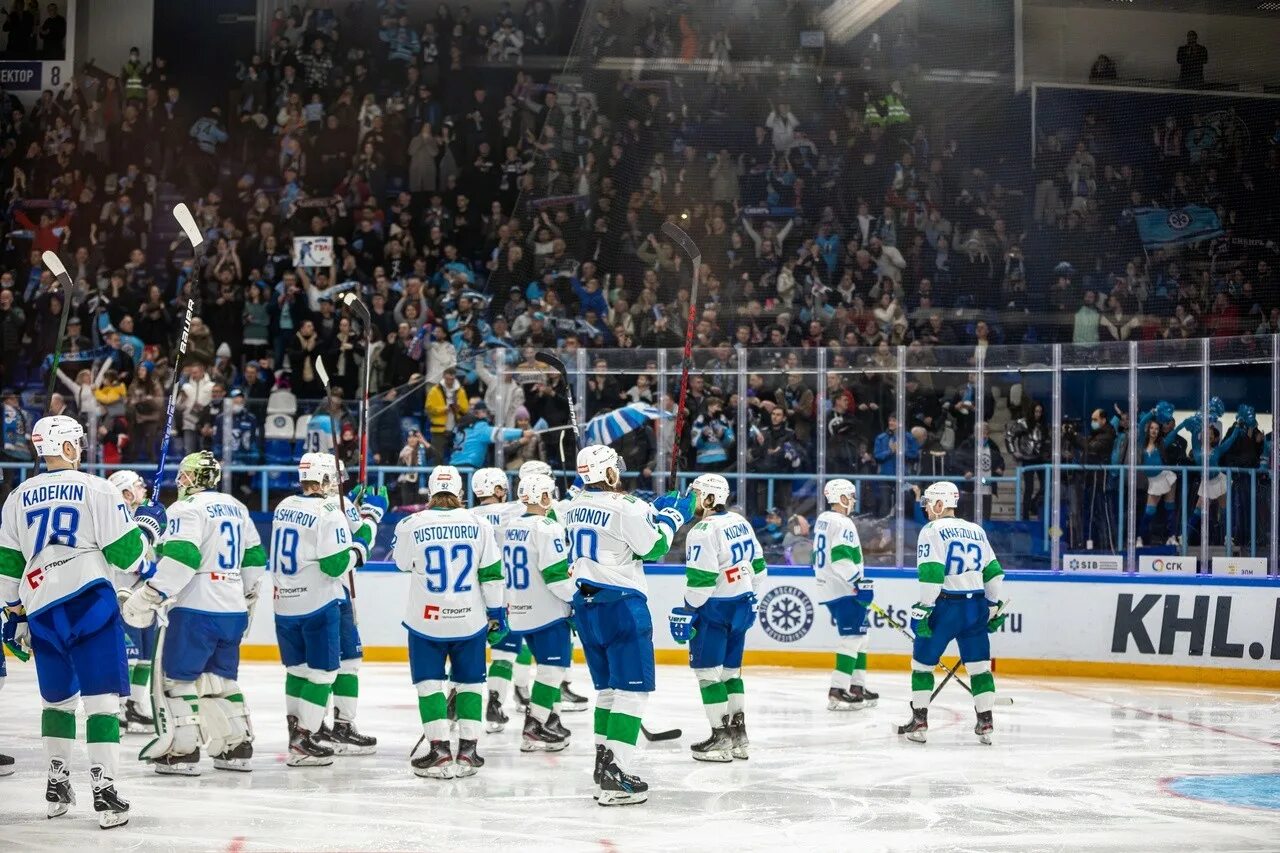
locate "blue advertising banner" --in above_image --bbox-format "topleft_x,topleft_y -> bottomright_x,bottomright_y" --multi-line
0,61 -> 42,90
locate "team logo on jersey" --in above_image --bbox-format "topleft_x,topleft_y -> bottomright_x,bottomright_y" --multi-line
758,585 -> 814,642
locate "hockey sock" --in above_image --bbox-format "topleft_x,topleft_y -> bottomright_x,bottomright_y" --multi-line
514,643 -> 534,692
488,650 -> 515,702
594,688 -> 615,747
911,661 -> 935,709
605,690 -> 648,774
851,652 -> 869,688
334,658 -> 360,722
41,696 -> 77,768
130,662 -> 152,706
967,660 -> 996,713
284,667 -> 309,721
832,654 -> 855,689
694,667 -> 727,727
529,666 -> 565,724
415,679 -> 449,742
298,671 -> 336,734
723,667 -> 745,716
455,683 -> 484,740
84,694 -> 121,778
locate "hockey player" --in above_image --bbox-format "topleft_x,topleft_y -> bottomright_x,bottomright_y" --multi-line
471,467 -> 527,732
322,481 -> 387,756
107,470 -> 158,733
813,478 -> 879,710
0,415 -> 165,827
505,473 -> 576,751
124,451 -> 266,776
269,453 -> 377,767
898,481 -> 1007,745
668,474 -> 766,762
564,444 -> 694,806
392,465 -> 505,779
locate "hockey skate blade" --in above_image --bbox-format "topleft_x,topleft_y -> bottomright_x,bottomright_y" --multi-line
453,761 -> 480,778
212,758 -> 252,772
484,722 -> 506,734
331,743 -> 377,756
153,763 -> 200,777
46,801 -> 72,819
827,700 -> 867,712
286,755 -> 334,768
691,750 -> 733,763
0,765 -> 14,777
413,764 -> 455,779
597,790 -> 648,807
98,810 -> 130,830
520,739 -> 569,753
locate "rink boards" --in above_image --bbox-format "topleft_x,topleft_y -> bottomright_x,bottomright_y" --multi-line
241,566 -> 1280,687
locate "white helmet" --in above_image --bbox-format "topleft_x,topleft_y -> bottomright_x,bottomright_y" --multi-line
823,478 -> 857,510
690,473 -> 730,508
576,444 -> 620,486
920,481 -> 960,510
517,473 -> 557,508
471,467 -> 509,500
518,460 -> 553,481
31,415 -> 84,464
299,452 -> 340,490
108,470 -> 147,506
428,465 -> 463,497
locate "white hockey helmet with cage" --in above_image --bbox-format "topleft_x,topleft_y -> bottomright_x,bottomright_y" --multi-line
823,478 -> 857,509
471,467 -> 509,499
576,444 -> 620,486
690,473 -> 730,508
517,473 -> 557,507
31,415 -> 85,463
108,470 -> 147,504
298,452 -> 340,488
518,460 -> 553,481
428,465 -> 464,498
921,481 -> 960,510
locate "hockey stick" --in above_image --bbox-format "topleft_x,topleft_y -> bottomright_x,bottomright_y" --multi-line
152,203 -> 203,502
315,357 -> 357,603
338,292 -> 374,489
533,351 -> 579,493
641,723 -> 682,742
40,251 -> 77,414
658,222 -> 701,491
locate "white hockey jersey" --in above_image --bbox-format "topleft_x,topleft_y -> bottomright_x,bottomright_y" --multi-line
270,494 -> 360,618
153,491 -> 266,614
503,513 -> 573,632
562,489 -> 671,596
812,510 -> 865,604
914,516 -> 1004,606
0,470 -> 146,615
392,507 -> 503,640
683,511 -> 766,608
475,500 -> 526,536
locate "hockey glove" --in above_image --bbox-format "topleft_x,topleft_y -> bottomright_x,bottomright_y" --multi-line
2,602 -> 31,662
653,490 -> 696,538
132,501 -> 168,547
668,606 -> 698,644
909,603 -> 934,639
121,583 -> 168,629
486,607 -> 509,646
359,486 -> 390,525
986,599 -> 1008,633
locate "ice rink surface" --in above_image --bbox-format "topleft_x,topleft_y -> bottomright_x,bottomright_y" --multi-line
1,662 -> 1277,852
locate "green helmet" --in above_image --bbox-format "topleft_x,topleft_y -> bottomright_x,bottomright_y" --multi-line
177,451 -> 222,499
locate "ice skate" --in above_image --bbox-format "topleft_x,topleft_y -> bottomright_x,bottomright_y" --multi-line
849,685 -> 878,708
286,716 -> 334,767
598,750 -> 648,806
559,681 -> 589,711
521,713 -> 569,752
545,712 -> 571,740
691,718 -> 735,762
152,749 -> 201,776
827,687 -> 866,711
330,716 -> 377,755
729,711 -> 749,760
447,689 -> 459,732
485,690 -> 509,733
455,738 -> 484,777
0,752 -> 14,777
975,710 -> 994,745
411,740 -> 454,779
45,758 -> 74,818
90,766 -> 129,829
124,699 -> 153,734
592,743 -> 606,800
211,740 -> 253,772
897,706 -> 928,743
514,684 -> 531,710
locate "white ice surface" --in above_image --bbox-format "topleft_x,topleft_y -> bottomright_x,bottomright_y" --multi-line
1,663 -> 1277,852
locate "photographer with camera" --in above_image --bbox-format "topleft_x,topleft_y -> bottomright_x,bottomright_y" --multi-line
1005,400 -> 1048,520
1066,409 -> 1116,550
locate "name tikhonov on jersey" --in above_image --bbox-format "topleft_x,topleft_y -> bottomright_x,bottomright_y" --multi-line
271,495 -> 357,617
916,518 -> 1001,594
813,511 -> 865,603
563,491 -> 667,596
684,513 -> 765,605
392,507 -> 503,640
503,514 -> 573,632
0,472 -> 145,615
159,492 -> 263,613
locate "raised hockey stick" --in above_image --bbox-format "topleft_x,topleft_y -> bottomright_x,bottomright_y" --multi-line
338,292 -> 374,489
533,351 -> 579,493
658,221 -> 701,491
152,203 -> 203,502
39,251 -> 77,414
315,357 -> 357,603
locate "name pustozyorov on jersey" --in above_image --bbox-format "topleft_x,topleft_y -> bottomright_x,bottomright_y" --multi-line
392,507 -> 504,639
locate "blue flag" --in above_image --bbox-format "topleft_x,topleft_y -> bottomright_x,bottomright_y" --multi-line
1134,205 -> 1224,249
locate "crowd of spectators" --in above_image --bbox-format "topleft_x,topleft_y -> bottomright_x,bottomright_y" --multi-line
0,0 -> 1277,556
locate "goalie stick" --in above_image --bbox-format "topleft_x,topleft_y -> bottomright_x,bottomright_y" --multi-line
658,221 -> 701,490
